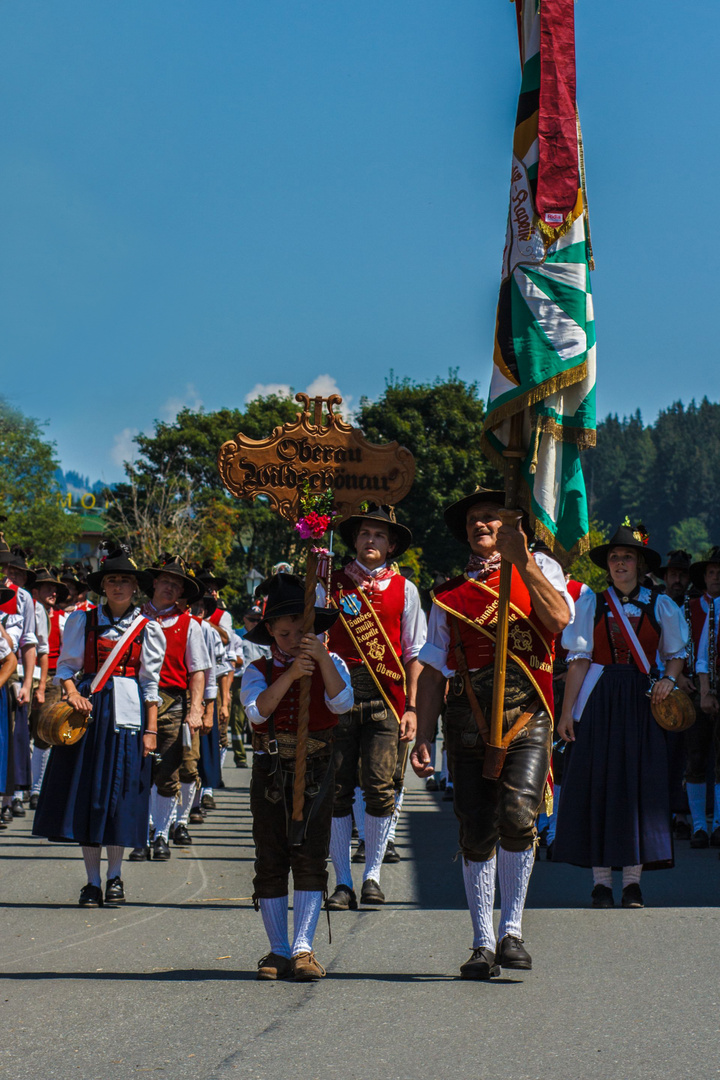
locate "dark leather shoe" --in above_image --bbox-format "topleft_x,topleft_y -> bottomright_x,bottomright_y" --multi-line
173,824 -> 192,846
105,876 -> 125,904
0,806 -> 13,824
128,846 -> 151,862
201,794 -> 216,810
79,883 -> 103,907
152,836 -> 171,861
234,760 -> 248,769
710,826 -> 720,848
691,828 -> 709,848
496,934 -> 532,970
352,840 -> 366,863
591,884 -> 614,908
442,784 -> 454,802
460,946 -> 500,980
425,776 -> 439,792
674,819 -> 691,841
29,794 -> 39,810
11,798 -> 26,817
383,840 -> 400,864
257,952 -> 293,981
189,807 -> 204,824
621,882 -> 644,908
326,885 -> 358,911
361,878 -> 385,905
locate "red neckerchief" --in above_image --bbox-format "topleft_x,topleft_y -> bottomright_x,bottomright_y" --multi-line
141,600 -> 181,623
271,643 -> 295,666
344,559 -> 396,596
466,552 -> 502,580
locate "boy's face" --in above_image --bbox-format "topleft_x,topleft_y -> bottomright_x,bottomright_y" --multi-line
267,614 -> 305,655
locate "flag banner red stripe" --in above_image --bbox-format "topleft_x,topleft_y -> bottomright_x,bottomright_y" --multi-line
537,0 -> 578,221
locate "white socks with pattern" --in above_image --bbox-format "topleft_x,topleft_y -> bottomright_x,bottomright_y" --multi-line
291,891 -> 323,955
497,847 -> 534,941
153,792 -> 178,841
175,782 -> 197,827
387,787 -> 404,844
31,747 -> 50,795
329,815 -> 354,888
592,866 -> 613,888
259,896 -> 291,959
363,813 -> 392,884
81,846 -> 102,887
622,864 -> 642,888
106,846 -> 125,880
462,856 -> 497,949
352,787 -> 365,841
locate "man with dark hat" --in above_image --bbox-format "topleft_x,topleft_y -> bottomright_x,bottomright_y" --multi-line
240,572 -> 352,980
657,550 -> 693,607
323,504 -> 427,909
138,555 -> 211,860
411,488 -> 572,978
685,546 -> 720,848
0,544 -> 38,819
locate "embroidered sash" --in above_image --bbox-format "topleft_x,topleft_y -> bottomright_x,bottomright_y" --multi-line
330,586 -> 406,723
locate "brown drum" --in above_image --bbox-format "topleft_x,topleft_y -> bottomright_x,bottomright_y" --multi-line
651,687 -> 695,733
35,700 -> 91,746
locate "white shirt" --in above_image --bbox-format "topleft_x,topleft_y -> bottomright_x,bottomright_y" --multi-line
241,650 -> 353,726
141,603 -> 212,675
210,610 -> 235,676
420,552 -> 573,678
56,606 -> 167,703
197,619 -> 219,700
3,585 -> 38,652
694,594 -> 720,674
562,585 -> 688,665
35,602 -> 50,657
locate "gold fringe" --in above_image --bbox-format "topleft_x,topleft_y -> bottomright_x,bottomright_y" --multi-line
543,779 -> 554,818
538,416 -> 597,449
483,361 -> 588,432
532,517 -> 591,568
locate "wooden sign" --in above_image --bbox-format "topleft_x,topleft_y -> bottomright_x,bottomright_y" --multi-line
218,393 -> 415,522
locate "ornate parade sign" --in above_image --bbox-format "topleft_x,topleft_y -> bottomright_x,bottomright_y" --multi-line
217,393 -> 415,522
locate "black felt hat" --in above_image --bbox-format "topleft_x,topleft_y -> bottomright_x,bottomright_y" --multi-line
244,572 -> 339,646
656,549 -> 693,580
443,488 -> 532,546
337,504 -> 412,559
0,586 -> 13,606
144,554 -> 201,602
88,548 -> 154,595
690,546 -> 720,590
197,564 -> 228,592
588,525 -> 662,573
32,567 -> 70,604
2,547 -> 37,590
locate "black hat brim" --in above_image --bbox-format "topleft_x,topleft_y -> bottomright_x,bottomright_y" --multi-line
337,516 -> 412,560
0,587 -> 14,605
444,490 -> 532,546
87,567 -> 155,596
33,577 -> 70,603
690,559 -> 720,591
200,575 -> 228,591
588,542 -> 662,573
244,606 -> 340,646
144,567 -> 201,602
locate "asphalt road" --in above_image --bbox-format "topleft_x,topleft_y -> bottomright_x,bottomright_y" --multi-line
2,759 -> 720,1080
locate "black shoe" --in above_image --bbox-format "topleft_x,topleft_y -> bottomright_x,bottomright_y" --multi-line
351,823 -> 359,839
29,794 -> 39,810
690,828 -> 709,849
591,884 -> 614,908
189,807 -> 205,824
22,791 -> 30,803
383,840 -> 400,864
128,846 -> 151,862
439,776 -> 447,790
538,825 -> 549,849
425,776 -> 439,792
167,823 -> 175,841
173,824 -> 192,846
326,885 -> 358,911
710,826 -> 720,848
674,819 -> 691,841
361,878 -> 385,905
352,840 -> 366,863
105,876 -> 125,904
0,806 -> 13,824
218,778 -> 226,789
201,794 -> 216,810
545,842 -> 554,861
234,759 -> 248,769
11,798 -> 26,817
621,882 -> 644,909
152,836 -> 171,861
442,784 -> 454,802
496,934 -> 532,970
79,883 -> 103,907
460,946 -> 500,980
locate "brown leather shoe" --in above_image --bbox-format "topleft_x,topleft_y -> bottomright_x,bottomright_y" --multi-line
256,952 -> 293,981
292,951 -> 326,981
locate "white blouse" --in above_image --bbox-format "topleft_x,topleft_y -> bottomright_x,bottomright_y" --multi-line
241,651 -> 353,726
56,606 -> 167,703
561,586 -> 688,664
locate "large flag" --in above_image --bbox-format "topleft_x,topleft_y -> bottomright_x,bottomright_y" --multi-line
483,0 -> 596,562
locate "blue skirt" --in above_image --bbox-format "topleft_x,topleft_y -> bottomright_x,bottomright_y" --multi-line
0,686 -> 9,793
198,702 -> 221,788
32,677 -> 152,848
553,665 -> 673,870
12,701 -> 31,789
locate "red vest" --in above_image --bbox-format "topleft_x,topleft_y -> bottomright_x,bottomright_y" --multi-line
250,656 -> 337,734
592,595 -> 660,667
209,608 -> 224,627
83,610 -> 143,679
158,611 -> 192,690
48,610 -> 64,672
0,582 -> 18,616
327,569 -> 405,667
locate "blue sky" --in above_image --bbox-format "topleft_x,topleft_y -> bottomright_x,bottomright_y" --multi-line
1,1 -> 717,483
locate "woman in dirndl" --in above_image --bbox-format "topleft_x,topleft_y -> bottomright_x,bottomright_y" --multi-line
0,590 -> 18,799
32,548 -> 166,907
553,524 -> 688,909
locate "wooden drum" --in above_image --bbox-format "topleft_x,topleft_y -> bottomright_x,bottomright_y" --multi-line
651,687 -> 696,733
35,700 -> 91,746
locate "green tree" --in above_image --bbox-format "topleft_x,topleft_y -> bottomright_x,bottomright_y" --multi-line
0,397 -> 81,563
668,516 -> 710,561
566,519 -> 610,592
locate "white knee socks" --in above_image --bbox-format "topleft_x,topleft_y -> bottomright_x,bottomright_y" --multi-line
686,781 -> 708,834
82,846 -> 102,887
220,747 -> 228,770
592,866 -> 612,888
497,847 -> 534,941
106,846 -> 125,880
462,856 -> 497,949
291,891 -> 323,955
329,815 -> 353,888
387,787 -> 404,844
352,787 -> 365,841
31,746 -> 50,795
153,793 -> 178,841
363,813 -> 392,884
175,782 -> 197,827
622,864 -> 642,888
259,896 -> 291,958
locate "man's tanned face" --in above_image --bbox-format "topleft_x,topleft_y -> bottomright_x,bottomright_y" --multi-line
466,503 -> 503,556
664,567 -> 689,602
705,564 -> 720,598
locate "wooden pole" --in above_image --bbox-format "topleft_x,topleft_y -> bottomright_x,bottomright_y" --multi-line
290,546 -> 318,843
483,412 -> 525,781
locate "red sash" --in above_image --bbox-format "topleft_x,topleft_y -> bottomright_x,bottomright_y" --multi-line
0,582 -> 18,616
432,569 -> 555,716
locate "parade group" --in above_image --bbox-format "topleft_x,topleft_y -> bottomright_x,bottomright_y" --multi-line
1,489 -> 718,983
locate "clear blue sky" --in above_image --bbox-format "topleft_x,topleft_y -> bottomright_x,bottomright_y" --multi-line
1,1 -> 716,483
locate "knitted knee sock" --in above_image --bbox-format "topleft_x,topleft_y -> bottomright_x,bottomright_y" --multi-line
153,794 -> 177,841
106,846 -> 125,880
622,864 -> 642,888
462,856 -> 497,949
192,785 -> 202,808
31,746 -> 50,795
363,813 -> 392,885
201,787 -> 213,799
387,787 -> 404,844
291,891 -> 323,955
497,847 -> 535,941
82,846 -> 102,888
259,896 -> 291,959
592,866 -> 612,888
686,782 -> 708,834
220,747 -> 228,770
175,782 -> 197,827
329,815 -> 353,888
352,786 -> 365,841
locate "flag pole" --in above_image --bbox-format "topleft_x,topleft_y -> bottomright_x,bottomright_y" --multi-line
483,412 -> 525,781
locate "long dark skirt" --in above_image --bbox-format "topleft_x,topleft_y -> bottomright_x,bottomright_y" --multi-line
553,665 -> 673,870
32,678 -> 152,848
0,685 -> 9,793
11,701 -> 31,790
198,702 -> 221,788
